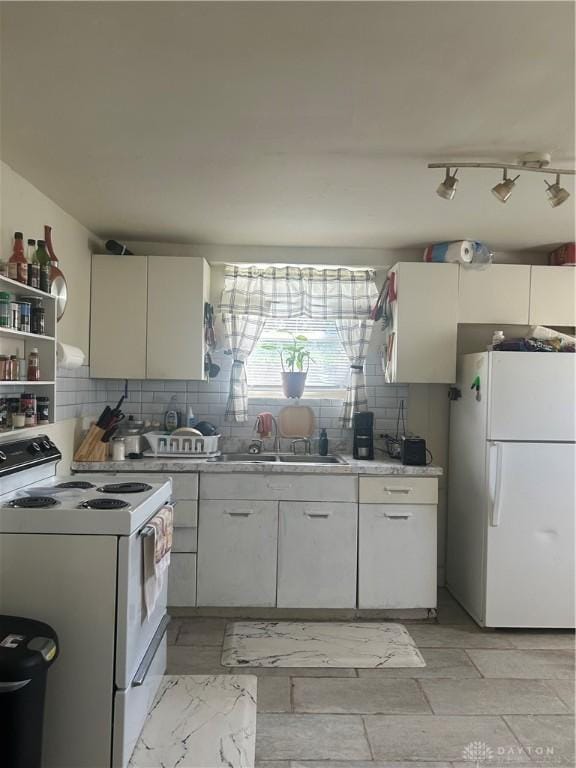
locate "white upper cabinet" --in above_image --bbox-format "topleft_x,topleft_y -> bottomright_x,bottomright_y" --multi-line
90,255 -> 148,379
529,266 -> 576,327
90,255 -> 210,379
385,262 -> 459,384
146,257 -> 210,380
458,265 -> 531,324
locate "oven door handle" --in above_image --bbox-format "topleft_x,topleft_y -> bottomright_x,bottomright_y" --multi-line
131,615 -> 170,687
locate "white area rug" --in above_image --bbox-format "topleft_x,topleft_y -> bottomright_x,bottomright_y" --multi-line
129,675 -> 257,768
221,621 -> 425,669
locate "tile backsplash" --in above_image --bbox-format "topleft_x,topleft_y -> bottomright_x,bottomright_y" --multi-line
57,348 -> 408,452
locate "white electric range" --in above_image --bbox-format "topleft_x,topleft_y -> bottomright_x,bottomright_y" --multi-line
0,434 -> 172,768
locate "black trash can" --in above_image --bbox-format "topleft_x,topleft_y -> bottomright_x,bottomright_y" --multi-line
0,615 -> 58,768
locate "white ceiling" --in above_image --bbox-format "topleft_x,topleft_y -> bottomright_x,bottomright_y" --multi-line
1,1 -> 574,251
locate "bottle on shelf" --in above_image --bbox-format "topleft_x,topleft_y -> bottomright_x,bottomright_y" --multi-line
27,347 -> 40,381
27,238 -> 40,289
8,232 -> 28,284
35,240 -> 51,293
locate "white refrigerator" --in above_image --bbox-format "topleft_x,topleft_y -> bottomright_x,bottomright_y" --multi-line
447,351 -> 575,628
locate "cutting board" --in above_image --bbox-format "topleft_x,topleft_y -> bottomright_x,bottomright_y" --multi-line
277,405 -> 315,438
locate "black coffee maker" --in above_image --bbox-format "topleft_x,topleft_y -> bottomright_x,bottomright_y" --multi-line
353,411 -> 374,460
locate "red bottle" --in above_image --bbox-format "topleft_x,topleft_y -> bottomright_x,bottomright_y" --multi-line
8,232 -> 28,284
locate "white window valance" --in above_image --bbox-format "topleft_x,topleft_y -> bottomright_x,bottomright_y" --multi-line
220,265 -> 378,319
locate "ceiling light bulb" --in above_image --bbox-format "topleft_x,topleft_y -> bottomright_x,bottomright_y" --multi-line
491,170 -> 520,203
545,174 -> 570,207
436,168 -> 459,200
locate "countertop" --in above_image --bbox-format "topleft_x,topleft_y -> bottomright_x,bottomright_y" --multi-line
71,454 -> 442,476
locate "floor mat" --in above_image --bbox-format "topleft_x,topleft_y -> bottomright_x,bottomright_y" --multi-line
221,621 -> 425,668
129,675 -> 257,767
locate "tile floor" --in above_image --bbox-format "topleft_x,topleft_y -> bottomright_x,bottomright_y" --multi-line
167,591 -> 575,767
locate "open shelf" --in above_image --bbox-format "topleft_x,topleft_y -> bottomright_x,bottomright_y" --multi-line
0,424 -> 55,440
0,381 -> 55,386
0,327 -> 55,342
0,274 -> 56,301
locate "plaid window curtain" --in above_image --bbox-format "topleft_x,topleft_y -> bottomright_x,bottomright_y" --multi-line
221,265 -> 377,318
221,265 -> 378,422
223,313 -> 267,423
335,318 -> 374,428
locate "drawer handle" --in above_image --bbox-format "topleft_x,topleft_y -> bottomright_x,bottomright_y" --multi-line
225,510 -> 254,517
383,511 -> 413,519
132,615 -> 170,687
305,511 -> 331,518
383,487 -> 412,494
268,483 -> 288,491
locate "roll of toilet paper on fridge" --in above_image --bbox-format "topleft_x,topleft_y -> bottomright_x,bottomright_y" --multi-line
423,240 -> 476,263
57,342 -> 86,369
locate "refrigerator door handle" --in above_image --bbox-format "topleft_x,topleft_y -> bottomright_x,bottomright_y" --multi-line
489,441 -> 504,527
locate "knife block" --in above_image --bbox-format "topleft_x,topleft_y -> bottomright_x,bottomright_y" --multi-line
74,425 -> 109,462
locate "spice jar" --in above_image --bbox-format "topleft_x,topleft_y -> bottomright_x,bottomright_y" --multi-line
17,299 -> 31,333
31,302 -> 45,335
6,397 -> 20,427
27,348 -> 40,381
36,396 -> 50,425
12,412 -> 26,429
10,301 -> 19,329
21,393 -> 37,427
0,398 -> 7,430
0,355 -> 9,381
9,355 -> 18,381
0,292 -> 11,327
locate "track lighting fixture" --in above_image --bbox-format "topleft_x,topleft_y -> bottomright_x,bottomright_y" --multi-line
436,168 -> 459,200
545,174 -> 570,208
428,153 -> 574,208
491,170 -> 520,203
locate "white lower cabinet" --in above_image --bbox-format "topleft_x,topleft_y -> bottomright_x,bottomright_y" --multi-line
277,502 -> 357,608
197,500 -> 278,607
358,503 -> 437,609
168,553 -> 197,607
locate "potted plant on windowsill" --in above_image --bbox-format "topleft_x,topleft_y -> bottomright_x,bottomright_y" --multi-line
262,332 -> 313,399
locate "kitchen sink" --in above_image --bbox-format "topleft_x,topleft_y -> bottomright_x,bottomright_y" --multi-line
278,455 -> 347,464
207,453 -> 279,463
207,453 -> 347,465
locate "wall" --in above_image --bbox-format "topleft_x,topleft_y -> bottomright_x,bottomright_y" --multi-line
1,162 -> 101,351
0,163 -> 102,462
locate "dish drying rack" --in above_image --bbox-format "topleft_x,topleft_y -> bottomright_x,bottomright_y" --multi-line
145,431 -> 220,457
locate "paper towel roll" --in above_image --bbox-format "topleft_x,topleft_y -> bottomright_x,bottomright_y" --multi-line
57,342 -> 86,369
423,240 -> 475,263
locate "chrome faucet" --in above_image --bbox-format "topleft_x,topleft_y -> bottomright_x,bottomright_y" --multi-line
291,438 -> 311,455
253,414 -> 281,454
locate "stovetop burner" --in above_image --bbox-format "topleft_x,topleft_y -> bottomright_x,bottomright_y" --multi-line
56,481 -> 96,490
97,482 -> 152,494
79,498 -> 130,510
8,496 -> 60,509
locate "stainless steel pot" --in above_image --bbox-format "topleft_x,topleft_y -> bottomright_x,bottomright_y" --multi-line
121,434 -> 148,455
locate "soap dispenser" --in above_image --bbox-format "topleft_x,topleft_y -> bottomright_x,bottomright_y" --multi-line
164,395 -> 180,432
318,428 -> 329,456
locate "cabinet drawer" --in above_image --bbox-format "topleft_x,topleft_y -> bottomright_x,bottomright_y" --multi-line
197,500 -> 278,607
173,527 -> 197,553
168,554 -> 197,607
359,476 -> 437,505
358,503 -> 437,609
173,499 -> 198,528
200,473 -> 356,502
171,474 -> 199,500
277,502 -> 357,608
